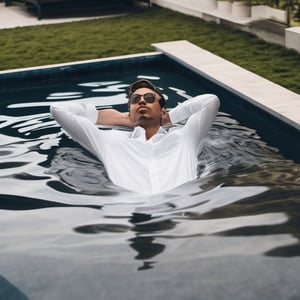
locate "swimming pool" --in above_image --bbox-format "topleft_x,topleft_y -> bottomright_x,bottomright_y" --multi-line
0,51 -> 300,300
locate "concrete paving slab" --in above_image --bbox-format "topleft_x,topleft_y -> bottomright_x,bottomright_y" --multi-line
152,0 -> 253,24
0,2 -> 124,29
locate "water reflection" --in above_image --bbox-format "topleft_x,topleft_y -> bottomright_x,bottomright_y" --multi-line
46,146 -> 119,196
71,183 -> 292,269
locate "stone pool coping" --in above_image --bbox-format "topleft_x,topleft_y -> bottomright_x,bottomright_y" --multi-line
153,40 -> 300,130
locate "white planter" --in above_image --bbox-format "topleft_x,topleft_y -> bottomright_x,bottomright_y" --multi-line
217,1 -> 232,15
232,1 -> 251,18
285,27 -> 300,53
201,0 -> 218,10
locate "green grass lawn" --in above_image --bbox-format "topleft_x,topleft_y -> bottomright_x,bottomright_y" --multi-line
1,6 -> 300,94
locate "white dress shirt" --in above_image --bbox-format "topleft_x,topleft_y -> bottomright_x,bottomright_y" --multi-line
50,94 -> 220,194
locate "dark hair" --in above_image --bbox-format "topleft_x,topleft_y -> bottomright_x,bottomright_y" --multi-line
128,79 -> 166,108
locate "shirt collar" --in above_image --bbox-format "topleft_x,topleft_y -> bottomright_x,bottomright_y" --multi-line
130,126 -> 167,141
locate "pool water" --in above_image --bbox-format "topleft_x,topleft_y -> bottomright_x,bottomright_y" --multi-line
0,67 -> 300,299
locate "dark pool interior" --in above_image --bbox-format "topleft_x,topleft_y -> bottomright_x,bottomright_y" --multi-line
0,54 -> 300,300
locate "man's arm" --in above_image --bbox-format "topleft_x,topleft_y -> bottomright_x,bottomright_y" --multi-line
96,109 -> 134,128
50,102 -> 105,159
168,94 -> 220,155
168,94 -> 220,125
96,95 -> 220,128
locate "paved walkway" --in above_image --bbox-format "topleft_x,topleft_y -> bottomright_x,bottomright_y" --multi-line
152,0 -> 253,24
0,0 -> 253,29
0,0 -> 252,30
0,2 -> 125,29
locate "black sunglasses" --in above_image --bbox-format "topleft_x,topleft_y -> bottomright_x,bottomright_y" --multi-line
129,93 -> 158,104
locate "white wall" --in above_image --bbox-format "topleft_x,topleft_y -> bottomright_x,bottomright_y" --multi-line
251,5 -> 286,23
285,27 -> 300,53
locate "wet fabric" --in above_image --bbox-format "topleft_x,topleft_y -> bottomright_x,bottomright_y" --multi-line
50,94 -> 219,194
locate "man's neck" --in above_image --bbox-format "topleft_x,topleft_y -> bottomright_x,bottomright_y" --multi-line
134,116 -> 161,140
144,125 -> 160,140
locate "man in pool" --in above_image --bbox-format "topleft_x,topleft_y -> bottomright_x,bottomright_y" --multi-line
50,79 -> 220,194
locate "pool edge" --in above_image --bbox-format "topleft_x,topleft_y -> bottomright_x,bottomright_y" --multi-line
0,52 -> 160,75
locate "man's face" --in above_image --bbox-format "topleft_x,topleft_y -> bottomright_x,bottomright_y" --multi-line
128,87 -> 163,127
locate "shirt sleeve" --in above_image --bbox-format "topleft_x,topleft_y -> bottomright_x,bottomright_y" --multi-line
169,94 -> 220,155
50,102 -> 105,160
168,94 -> 220,124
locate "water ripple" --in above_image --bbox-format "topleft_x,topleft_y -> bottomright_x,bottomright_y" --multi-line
1,77 -> 300,285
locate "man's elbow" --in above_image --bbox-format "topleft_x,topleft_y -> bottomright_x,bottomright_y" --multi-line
50,103 -> 67,121
200,94 -> 220,111
50,104 -> 60,119
49,104 -> 56,118
210,94 -> 220,110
